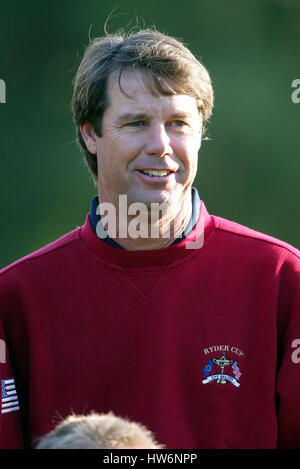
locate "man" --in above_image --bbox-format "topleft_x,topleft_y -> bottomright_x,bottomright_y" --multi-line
0,29 -> 299,449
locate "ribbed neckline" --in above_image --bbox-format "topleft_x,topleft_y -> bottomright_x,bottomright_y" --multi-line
79,200 -> 216,268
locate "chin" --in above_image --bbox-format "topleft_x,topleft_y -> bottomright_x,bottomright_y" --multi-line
134,192 -> 173,208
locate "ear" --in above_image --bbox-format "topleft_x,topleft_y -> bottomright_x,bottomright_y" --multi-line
80,123 -> 98,155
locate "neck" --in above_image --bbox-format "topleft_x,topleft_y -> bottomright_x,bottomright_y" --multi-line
99,193 -> 193,251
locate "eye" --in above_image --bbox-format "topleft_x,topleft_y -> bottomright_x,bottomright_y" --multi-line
171,120 -> 190,129
127,121 -> 147,128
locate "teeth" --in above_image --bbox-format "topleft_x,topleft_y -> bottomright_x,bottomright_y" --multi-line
141,170 -> 171,177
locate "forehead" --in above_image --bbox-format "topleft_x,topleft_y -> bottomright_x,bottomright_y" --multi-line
105,69 -> 199,116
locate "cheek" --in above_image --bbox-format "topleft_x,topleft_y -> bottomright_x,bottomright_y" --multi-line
176,138 -> 200,167
96,141 -> 133,189
98,133 -> 142,164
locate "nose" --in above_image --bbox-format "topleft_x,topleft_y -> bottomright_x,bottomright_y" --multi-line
145,123 -> 173,157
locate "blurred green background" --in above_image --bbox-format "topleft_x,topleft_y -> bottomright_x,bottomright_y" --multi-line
0,0 -> 299,268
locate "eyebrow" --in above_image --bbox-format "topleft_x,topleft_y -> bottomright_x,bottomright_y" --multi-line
115,111 -> 195,125
168,112 -> 195,120
115,113 -> 148,125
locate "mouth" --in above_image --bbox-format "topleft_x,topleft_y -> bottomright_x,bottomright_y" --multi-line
136,169 -> 176,178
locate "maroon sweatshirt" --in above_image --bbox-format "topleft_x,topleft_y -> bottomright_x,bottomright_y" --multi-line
0,201 -> 299,449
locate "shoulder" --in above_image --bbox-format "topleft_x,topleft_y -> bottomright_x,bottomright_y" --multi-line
0,226 -> 81,282
212,214 -> 300,267
0,226 -> 85,327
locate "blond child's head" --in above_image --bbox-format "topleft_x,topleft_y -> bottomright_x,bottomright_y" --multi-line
35,411 -> 163,449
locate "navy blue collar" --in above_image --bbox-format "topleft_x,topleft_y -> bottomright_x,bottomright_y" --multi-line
89,187 -> 201,250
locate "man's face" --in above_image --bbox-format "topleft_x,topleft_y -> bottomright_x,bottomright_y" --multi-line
83,70 -> 202,211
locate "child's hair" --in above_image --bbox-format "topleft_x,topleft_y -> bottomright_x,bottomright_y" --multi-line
35,411 -> 164,449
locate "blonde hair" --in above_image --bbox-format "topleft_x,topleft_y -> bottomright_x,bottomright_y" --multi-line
72,28 -> 214,182
35,411 -> 164,449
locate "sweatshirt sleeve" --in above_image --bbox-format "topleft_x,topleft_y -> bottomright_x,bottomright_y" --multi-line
276,250 -> 300,448
0,322 -> 24,448
0,267 -> 25,449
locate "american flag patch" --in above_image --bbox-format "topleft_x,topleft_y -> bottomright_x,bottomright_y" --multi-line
1,378 -> 20,414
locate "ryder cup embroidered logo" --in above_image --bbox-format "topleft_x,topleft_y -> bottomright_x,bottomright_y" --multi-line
201,345 -> 244,387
